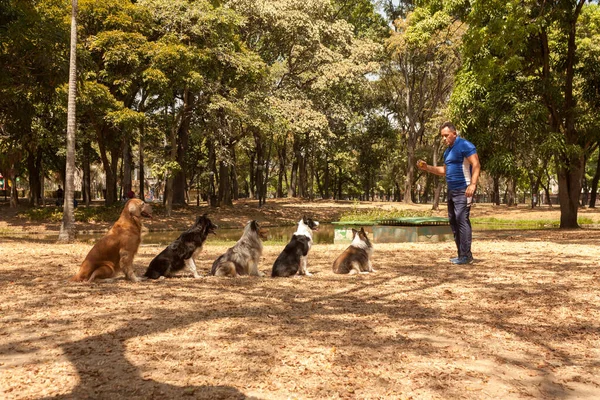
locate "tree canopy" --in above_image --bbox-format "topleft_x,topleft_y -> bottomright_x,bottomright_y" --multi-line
1,0 -> 600,228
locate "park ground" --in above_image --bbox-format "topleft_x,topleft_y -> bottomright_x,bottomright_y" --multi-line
1,199 -> 599,399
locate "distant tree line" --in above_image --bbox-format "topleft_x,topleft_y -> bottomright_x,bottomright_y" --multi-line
1,0 -> 599,227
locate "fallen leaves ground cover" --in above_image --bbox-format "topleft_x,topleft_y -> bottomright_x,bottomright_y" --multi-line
1,200 -> 599,399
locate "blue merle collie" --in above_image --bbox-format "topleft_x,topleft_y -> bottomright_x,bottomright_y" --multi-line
332,227 -> 375,275
272,216 -> 319,277
144,214 -> 217,279
210,220 -> 269,277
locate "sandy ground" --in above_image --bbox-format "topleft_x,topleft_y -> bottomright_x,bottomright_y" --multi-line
1,200 -> 600,399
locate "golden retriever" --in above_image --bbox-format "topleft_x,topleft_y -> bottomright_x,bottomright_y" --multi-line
70,199 -> 152,282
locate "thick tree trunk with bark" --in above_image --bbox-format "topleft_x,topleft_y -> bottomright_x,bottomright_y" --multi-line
558,158 -> 583,228
218,160 -> 233,206
27,149 -> 42,206
493,176 -> 500,205
506,178 -> 517,206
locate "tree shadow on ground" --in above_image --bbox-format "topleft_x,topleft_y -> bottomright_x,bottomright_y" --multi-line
2,238 -> 599,399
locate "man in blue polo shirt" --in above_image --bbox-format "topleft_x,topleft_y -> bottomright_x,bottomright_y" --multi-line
417,122 -> 481,265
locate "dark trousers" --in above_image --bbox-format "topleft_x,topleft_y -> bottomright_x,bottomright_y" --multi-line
447,188 -> 473,258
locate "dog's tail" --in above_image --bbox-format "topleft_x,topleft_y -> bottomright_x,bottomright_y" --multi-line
144,269 -> 162,280
212,261 -> 238,277
69,261 -> 92,282
87,265 -> 115,282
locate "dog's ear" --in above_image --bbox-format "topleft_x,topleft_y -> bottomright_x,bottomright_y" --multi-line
352,228 -> 358,236
360,227 -> 366,234
250,220 -> 259,231
195,215 -> 203,225
128,200 -> 141,217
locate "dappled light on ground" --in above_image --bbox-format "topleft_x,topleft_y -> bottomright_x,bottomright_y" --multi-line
1,226 -> 599,399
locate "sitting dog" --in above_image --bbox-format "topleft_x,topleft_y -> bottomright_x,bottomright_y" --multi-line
293,215 -> 319,276
210,220 -> 268,277
332,227 -> 375,275
271,235 -> 311,277
70,199 -> 153,282
144,214 -> 217,279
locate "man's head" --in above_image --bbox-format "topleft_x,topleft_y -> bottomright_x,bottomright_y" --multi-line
440,122 -> 458,147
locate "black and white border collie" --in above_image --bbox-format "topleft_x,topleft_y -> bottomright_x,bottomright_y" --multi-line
144,214 -> 217,279
280,215 -> 319,276
271,235 -> 311,277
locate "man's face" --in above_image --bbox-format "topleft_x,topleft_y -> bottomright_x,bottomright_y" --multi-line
441,127 -> 457,147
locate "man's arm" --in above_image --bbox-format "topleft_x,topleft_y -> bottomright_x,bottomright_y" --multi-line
465,153 -> 480,198
417,159 -> 445,176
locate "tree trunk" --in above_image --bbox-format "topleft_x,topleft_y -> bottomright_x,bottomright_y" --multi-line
324,157 -> 330,199
138,130 -> 145,202
431,144 -> 441,210
506,178 -> 517,206
403,135 -> 416,204
59,0 -> 77,242
290,137 -> 300,197
123,140 -> 132,197
27,149 -> 42,206
298,137 -> 307,198
82,141 -> 91,205
493,175 -> 500,205
276,142 -> 286,198
231,147 -> 239,200
96,125 -> 120,206
557,158 -> 583,228
248,151 -> 256,199
219,160 -> 232,206
164,120 -> 178,216
589,150 -> 600,208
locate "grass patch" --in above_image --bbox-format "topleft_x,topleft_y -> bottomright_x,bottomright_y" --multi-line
472,216 -> 595,228
338,208 -> 432,223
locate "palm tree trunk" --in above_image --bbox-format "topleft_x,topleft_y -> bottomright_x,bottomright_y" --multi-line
59,0 -> 77,242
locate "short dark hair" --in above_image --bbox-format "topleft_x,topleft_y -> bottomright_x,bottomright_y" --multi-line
439,122 -> 457,133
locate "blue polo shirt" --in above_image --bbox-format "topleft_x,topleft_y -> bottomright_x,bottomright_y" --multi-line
444,136 -> 477,190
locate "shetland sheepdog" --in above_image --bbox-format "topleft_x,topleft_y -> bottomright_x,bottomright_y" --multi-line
332,227 -> 375,274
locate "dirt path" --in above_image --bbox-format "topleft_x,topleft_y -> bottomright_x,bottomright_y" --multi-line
1,200 -> 599,399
